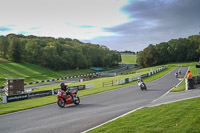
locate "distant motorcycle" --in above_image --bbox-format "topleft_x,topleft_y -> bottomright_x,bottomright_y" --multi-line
138,78 -> 147,91
57,88 -> 80,108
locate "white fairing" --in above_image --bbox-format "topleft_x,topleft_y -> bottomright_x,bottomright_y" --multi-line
57,89 -> 62,96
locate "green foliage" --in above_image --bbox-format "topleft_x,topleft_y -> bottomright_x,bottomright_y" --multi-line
0,34 -> 121,70
137,35 -> 200,68
7,37 -> 21,62
0,36 -> 9,58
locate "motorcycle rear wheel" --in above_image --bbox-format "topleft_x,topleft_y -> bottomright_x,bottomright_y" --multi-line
57,99 -> 65,108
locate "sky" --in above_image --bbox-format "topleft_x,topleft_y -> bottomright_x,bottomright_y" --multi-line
0,0 -> 200,51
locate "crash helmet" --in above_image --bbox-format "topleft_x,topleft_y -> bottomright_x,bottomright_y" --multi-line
60,82 -> 67,91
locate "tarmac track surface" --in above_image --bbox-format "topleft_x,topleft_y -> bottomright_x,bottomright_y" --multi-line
0,67 -> 188,133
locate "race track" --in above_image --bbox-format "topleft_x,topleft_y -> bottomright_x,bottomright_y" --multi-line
0,67 -> 188,133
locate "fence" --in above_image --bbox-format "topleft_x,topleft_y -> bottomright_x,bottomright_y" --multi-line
103,81 -> 113,87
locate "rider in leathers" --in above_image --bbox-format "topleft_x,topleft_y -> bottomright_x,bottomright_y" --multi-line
60,83 -> 74,102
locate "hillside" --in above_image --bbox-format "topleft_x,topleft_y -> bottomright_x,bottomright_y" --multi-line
0,60 -> 95,86
121,54 -> 137,64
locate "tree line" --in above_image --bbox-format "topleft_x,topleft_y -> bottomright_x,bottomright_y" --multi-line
119,50 -> 137,54
0,34 -> 121,70
137,35 -> 200,68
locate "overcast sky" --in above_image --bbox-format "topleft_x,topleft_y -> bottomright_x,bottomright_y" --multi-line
0,0 -> 200,51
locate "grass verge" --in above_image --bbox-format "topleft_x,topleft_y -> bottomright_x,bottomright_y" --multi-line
171,80 -> 186,92
88,97 -> 200,133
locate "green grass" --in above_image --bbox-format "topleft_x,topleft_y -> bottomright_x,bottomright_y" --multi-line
0,65 -> 172,115
171,80 -> 186,92
0,62 -> 96,86
88,97 -> 200,133
121,54 -> 136,64
0,57 -> 9,63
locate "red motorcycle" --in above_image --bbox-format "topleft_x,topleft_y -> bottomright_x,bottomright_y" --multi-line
57,88 -> 80,108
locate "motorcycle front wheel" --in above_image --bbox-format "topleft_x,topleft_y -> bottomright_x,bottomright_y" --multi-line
143,83 -> 147,90
57,99 -> 65,108
74,97 -> 80,105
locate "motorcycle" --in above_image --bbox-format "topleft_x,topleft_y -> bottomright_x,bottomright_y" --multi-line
57,88 -> 80,108
138,81 -> 147,91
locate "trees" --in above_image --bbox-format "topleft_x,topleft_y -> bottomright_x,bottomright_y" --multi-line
136,51 -> 144,67
143,44 -> 157,67
7,37 -> 21,62
155,42 -> 170,64
25,39 -> 42,64
136,35 -> 200,68
0,34 -> 121,70
0,37 -> 9,58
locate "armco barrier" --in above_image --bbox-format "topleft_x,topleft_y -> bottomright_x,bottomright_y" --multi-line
125,78 -> 129,83
119,66 -> 167,85
129,77 -> 133,82
141,74 -> 148,78
120,79 -> 125,85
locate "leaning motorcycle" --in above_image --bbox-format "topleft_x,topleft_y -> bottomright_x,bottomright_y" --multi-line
138,82 -> 147,91
57,88 -> 80,108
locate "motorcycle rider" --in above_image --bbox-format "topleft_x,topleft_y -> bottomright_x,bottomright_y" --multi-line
60,82 -> 74,102
137,77 -> 143,83
175,72 -> 178,78
137,77 -> 147,90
